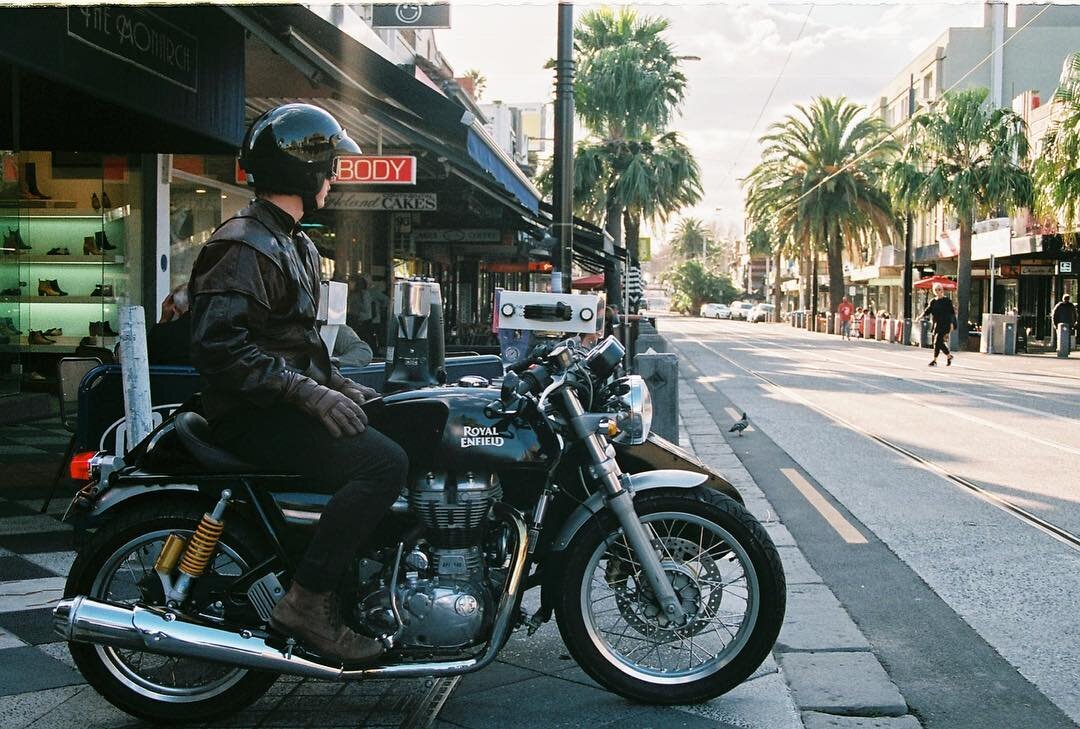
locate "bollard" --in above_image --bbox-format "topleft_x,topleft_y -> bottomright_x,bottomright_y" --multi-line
876,321 -> 885,341
1004,322 -> 1016,355
1058,323 -> 1071,358
635,352 -> 679,442
919,318 -> 931,348
118,305 -> 154,449
902,318 -> 911,346
827,313 -> 836,334
949,329 -> 960,353
887,319 -> 897,342
633,332 -> 667,362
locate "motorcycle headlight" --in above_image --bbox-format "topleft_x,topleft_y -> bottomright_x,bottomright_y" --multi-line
609,375 -> 652,445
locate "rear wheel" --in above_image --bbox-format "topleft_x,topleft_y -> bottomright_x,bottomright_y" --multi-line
65,499 -> 278,724
556,488 -> 785,704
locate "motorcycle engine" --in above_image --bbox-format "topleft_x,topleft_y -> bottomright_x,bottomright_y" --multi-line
359,471 -> 504,649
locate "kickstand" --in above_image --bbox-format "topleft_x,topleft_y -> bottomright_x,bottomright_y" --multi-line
526,606 -> 553,636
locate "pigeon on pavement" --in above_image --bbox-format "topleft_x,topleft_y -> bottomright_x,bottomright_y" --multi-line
729,412 -> 749,436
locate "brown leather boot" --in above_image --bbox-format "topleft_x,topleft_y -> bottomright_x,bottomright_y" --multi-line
270,582 -> 384,665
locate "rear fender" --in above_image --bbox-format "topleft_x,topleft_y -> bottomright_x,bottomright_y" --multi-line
72,482 -> 201,529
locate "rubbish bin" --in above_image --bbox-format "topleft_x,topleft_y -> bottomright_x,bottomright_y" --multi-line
980,313 -> 1018,354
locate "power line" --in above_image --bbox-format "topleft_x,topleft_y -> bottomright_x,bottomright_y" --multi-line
768,2 -> 1053,220
731,4 -> 815,176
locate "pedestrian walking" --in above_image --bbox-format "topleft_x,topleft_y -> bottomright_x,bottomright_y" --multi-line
347,275 -> 377,350
838,296 -> 854,340
922,282 -> 956,366
1051,294 -> 1076,349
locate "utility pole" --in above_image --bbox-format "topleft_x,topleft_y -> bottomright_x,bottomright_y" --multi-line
902,73 -> 915,344
551,2 -> 575,294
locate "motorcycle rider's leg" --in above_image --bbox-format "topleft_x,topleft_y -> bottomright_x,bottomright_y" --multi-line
212,405 -> 407,662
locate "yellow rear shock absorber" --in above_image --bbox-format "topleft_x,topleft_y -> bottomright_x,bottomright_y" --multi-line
171,489 -> 232,603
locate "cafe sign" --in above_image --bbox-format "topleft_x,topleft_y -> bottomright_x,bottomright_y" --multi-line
67,7 -> 198,92
324,192 -> 436,212
335,156 -> 416,185
413,229 -> 502,244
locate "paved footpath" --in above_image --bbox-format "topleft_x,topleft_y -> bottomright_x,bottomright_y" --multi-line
0,385 -> 915,728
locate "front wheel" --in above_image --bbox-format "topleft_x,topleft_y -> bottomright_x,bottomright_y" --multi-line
555,488 -> 785,704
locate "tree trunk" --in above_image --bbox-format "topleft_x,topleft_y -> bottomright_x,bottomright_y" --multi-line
799,248 -> 810,310
623,209 -> 640,264
956,216 -> 973,350
827,228 -> 845,314
604,199 -> 623,311
772,242 -> 782,315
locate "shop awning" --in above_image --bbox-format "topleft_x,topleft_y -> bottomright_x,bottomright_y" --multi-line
227,5 -> 541,216
572,273 -> 605,290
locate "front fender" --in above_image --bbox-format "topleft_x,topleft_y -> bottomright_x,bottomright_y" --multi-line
548,469 -> 707,553
615,433 -> 743,505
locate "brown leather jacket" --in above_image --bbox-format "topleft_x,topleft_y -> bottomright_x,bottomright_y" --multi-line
189,199 -> 337,422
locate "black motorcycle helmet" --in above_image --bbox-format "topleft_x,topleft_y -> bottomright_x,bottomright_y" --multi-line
240,103 -> 361,213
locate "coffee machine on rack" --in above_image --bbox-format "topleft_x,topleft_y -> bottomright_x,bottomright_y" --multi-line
384,277 -> 446,392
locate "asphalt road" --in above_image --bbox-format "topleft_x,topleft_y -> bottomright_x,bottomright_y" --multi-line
661,315 -> 1080,728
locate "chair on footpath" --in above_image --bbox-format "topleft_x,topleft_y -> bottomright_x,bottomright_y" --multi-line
41,356 -> 102,513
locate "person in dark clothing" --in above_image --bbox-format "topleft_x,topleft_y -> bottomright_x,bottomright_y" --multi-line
188,104 -> 406,665
1052,294 -> 1076,348
147,284 -> 192,366
921,282 -> 956,366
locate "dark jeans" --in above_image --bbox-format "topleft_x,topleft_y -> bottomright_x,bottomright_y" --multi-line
213,404 -> 408,592
933,330 -> 951,359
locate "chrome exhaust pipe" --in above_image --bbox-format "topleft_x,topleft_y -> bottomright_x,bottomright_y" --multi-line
54,504 -> 529,681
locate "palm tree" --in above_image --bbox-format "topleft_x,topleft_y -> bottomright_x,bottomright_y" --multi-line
1035,52 -> 1080,242
570,7 -> 701,302
668,217 -> 712,260
745,97 -> 899,314
891,87 -> 1033,346
463,69 -> 486,101
744,158 -> 814,310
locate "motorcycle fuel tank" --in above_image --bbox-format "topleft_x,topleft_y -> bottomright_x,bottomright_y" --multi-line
365,385 -> 553,474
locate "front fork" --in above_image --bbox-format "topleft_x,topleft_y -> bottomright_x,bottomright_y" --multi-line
557,389 -> 689,626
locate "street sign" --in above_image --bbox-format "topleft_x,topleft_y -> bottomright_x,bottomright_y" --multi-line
335,155 -> 416,185
1060,261 -> 1074,274
639,236 -> 651,262
413,229 -> 502,244
372,3 -> 451,29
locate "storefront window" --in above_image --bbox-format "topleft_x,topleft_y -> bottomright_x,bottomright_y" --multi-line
169,163 -> 249,291
1,150 -> 142,392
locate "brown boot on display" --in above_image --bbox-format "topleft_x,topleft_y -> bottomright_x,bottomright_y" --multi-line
83,236 -> 103,256
91,193 -> 100,211
270,582 -> 384,665
38,279 -> 60,296
29,330 -> 55,345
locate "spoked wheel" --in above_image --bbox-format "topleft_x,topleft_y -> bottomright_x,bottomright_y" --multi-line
556,488 -> 785,704
66,500 -> 277,724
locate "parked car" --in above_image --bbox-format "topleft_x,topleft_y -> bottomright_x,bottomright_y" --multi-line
730,301 -> 755,321
700,302 -> 731,319
749,303 -> 776,323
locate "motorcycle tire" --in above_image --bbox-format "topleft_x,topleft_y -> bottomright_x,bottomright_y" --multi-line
555,487 -> 785,705
65,498 -> 279,724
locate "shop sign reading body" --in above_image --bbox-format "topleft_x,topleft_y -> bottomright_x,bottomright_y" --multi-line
67,7 -> 198,92
324,192 -> 437,212
335,156 -> 416,185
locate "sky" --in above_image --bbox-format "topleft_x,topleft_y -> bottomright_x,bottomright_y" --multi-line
435,1 -> 995,247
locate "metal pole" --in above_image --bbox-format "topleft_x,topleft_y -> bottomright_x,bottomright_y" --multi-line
118,306 -> 153,450
988,253 -> 996,354
551,2 -> 575,294
902,73 -> 915,345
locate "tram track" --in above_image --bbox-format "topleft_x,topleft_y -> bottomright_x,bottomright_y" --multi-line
670,325 -> 1080,554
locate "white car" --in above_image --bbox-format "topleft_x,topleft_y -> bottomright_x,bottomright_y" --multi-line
700,302 -> 731,319
730,302 -> 755,321
749,303 -> 775,323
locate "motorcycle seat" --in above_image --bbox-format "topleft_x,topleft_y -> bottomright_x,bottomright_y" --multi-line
173,412 -> 263,474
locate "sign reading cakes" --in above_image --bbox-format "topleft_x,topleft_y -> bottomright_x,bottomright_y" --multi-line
67,7 -> 198,92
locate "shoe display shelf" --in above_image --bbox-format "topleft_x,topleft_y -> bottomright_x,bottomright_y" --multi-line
0,205 -> 128,354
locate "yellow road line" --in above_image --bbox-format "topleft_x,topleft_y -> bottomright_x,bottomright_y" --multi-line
781,468 -> 867,544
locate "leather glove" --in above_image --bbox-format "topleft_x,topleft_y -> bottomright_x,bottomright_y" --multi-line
282,372 -> 367,438
329,372 -> 379,407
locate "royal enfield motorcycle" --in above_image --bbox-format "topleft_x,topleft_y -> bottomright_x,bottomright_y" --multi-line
55,336 -> 785,723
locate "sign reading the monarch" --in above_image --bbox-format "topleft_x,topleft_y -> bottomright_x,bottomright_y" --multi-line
371,3 -> 451,29
67,7 -> 198,92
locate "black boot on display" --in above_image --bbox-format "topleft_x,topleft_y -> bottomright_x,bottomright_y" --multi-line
24,163 -> 50,200
101,191 -> 112,209
51,279 -> 68,296
95,231 -> 116,251
91,193 -> 101,211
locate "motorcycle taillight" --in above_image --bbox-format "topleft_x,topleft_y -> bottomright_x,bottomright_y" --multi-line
69,451 -> 98,482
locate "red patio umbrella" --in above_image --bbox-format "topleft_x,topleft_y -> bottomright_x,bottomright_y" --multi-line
572,273 -> 605,290
913,275 -> 957,291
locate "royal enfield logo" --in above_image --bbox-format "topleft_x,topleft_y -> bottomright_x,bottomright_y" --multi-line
461,426 -> 504,448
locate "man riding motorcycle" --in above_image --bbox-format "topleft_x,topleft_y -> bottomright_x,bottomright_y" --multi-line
188,103 -> 406,663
